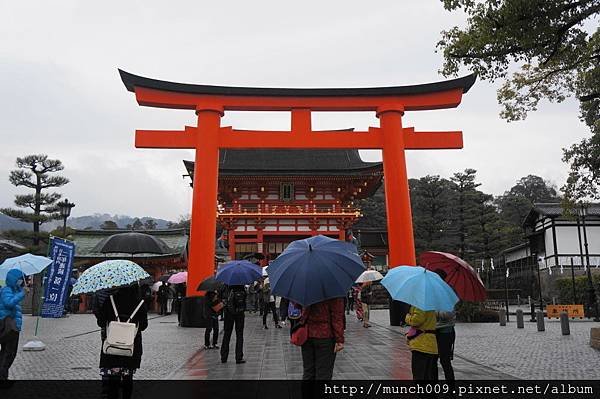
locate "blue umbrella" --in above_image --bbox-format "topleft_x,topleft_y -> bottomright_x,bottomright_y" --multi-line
215,260 -> 262,285
266,235 -> 364,306
0,253 -> 53,280
381,266 -> 459,312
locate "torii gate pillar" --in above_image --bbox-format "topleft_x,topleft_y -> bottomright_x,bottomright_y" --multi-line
119,70 -> 476,326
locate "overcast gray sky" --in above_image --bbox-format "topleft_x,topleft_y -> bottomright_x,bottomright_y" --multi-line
0,1 -> 592,221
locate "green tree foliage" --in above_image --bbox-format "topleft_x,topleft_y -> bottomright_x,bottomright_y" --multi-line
496,175 -> 559,227
555,273 -> 600,305
167,215 -> 191,230
355,185 -> 387,229
409,176 -> 456,253
100,220 -> 119,230
449,169 -> 481,259
143,219 -> 157,230
437,0 -> 600,200
468,191 -> 508,262
131,218 -> 143,230
0,155 -> 69,246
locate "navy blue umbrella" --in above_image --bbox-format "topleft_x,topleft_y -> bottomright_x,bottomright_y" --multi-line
266,235 -> 365,306
215,260 -> 262,286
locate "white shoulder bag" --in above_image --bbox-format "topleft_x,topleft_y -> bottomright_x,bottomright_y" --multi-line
102,295 -> 144,357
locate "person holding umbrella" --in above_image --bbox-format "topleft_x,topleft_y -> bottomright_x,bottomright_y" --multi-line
215,260 -> 262,364
0,269 -> 27,384
355,269 -> 383,328
420,251 -> 486,384
70,259 -> 150,399
266,235 -> 365,381
94,284 -> 148,399
381,265 -> 459,381
198,277 -> 223,350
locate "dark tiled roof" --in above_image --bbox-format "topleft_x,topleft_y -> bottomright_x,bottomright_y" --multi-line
523,202 -> 600,227
184,150 -> 383,176
120,69 -> 476,97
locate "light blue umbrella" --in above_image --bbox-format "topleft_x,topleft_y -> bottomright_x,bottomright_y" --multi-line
71,259 -> 150,295
381,265 -> 459,312
0,253 -> 53,280
266,235 -> 364,306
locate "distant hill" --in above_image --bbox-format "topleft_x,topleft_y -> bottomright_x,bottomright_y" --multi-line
0,213 -> 173,232
0,214 -> 30,231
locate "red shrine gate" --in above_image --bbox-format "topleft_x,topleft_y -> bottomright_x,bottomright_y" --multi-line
119,70 -> 475,302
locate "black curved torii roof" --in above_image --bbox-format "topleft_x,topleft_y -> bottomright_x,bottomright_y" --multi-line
119,69 -> 476,97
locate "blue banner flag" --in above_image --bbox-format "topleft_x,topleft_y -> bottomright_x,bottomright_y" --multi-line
41,237 -> 75,318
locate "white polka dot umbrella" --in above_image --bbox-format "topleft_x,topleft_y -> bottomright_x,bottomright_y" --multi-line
71,259 -> 150,295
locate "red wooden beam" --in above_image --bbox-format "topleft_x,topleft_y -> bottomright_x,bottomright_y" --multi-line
402,127 -> 463,150
135,126 -> 197,149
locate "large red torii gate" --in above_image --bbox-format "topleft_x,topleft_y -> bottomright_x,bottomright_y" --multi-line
119,70 -> 475,310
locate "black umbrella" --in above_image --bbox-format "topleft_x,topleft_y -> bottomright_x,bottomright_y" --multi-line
197,276 -> 224,291
92,232 -> 171,255
158,274 -> 173,283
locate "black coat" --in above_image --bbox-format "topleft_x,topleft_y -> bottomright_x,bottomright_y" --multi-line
95,286 -> 148,370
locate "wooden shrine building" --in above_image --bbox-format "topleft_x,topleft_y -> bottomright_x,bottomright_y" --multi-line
184,149 -> 383,261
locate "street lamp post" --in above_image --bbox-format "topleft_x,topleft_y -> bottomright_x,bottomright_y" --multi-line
578,204 -> 599,321
57,198 -> 75,237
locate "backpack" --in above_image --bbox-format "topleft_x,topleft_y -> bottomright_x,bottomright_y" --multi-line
287,301 -> 302,320
227,289 -> 246,314
102,295 -> 144,357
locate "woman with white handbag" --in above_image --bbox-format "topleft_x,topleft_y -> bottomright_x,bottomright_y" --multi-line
94,285 -> 148,399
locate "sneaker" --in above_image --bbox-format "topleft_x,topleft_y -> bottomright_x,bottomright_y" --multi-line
275,324 -> 282,329
221,359 -> 227,364
212,344 -> 220,349
236,359 -> 246,364
203,345 -> 211,350
263,325 -> 268,329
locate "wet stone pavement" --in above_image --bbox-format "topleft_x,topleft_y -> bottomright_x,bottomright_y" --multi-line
13,308 -> 598,380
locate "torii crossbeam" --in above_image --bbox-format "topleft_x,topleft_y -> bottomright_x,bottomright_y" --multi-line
120,70 -> 475,323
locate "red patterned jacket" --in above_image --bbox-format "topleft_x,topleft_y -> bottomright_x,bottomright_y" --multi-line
305,298 -> 345,344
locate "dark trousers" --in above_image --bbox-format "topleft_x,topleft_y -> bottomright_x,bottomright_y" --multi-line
262,302 -> 279,325
159,300 -> 167,315
221,312 -> 244,362
411,351 -> 438,381
301,338 -> 337,380
101,374 -> 133,399
436,330 -> 455,381
0,332 -> 19,380
204,316 -> 219,347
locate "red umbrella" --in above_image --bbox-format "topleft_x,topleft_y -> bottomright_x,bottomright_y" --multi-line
419,251 -> 486,302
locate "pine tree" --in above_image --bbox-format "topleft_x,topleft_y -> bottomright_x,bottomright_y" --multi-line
449,169 -> 481,259
1,155 -> 69,246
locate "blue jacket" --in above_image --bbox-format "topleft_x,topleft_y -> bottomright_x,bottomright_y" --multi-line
0,269 -> 26,331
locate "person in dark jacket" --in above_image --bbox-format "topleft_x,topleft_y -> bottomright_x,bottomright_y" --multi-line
0,269 -> 26,382
301,297 -> 345,381
157,283 -> 168,315
204,290 -> 220,349
220,285 -> 246,364
94,285 -> 148,399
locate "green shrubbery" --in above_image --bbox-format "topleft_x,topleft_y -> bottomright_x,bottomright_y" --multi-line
555,274 -> 600,304
456,301 -> 499,323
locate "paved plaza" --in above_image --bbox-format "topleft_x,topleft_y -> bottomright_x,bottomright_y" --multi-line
10,309 -> 600,380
